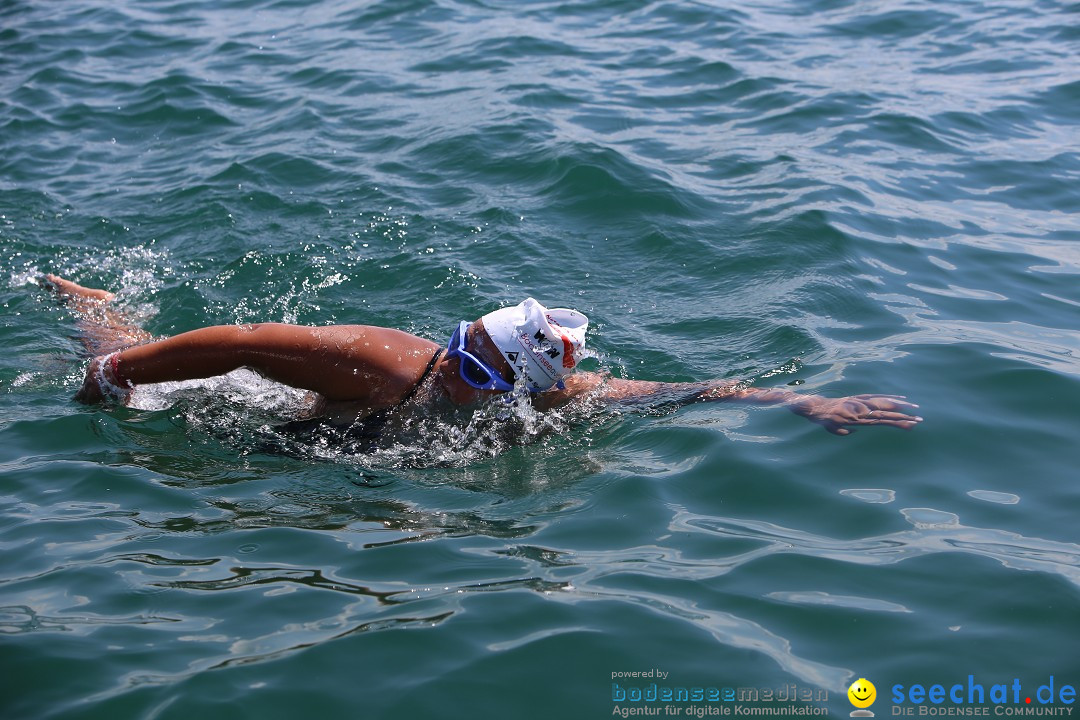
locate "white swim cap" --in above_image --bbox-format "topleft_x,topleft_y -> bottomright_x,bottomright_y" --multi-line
479,298 -> 588,391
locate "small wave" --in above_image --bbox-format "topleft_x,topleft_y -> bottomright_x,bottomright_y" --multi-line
674,508 -> 1080,589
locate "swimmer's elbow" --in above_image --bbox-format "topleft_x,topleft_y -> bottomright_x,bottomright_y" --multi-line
233,323 -> 315,361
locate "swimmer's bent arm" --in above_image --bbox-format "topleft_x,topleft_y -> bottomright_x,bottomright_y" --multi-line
542,373 -> 922,435
77,323 -> 433,406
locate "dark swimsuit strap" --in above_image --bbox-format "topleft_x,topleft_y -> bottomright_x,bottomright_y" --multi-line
396,347 -> 443,407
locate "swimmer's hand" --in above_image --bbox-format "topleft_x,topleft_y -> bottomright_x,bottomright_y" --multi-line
788,394 -> 921,435
75,355 -> 131,405
75,357 -> 106,404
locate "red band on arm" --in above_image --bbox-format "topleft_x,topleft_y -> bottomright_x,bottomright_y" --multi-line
109,353 -> 133,388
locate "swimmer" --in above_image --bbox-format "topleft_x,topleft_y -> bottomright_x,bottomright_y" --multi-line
44,274 -> 922,436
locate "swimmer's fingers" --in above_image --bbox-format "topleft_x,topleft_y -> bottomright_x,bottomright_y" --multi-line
861,410 -> 920,423
74,357 -> 106,404
794,395 -> 922,435
851,411 -> 922,429
825,415 -> 920,435
850,394 -> 919,411
73,355 -> 131,405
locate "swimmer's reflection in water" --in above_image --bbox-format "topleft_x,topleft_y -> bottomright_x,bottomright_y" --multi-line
45,274 -> 922,439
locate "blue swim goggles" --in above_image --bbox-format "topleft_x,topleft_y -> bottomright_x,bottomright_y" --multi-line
446,321 -> 517,392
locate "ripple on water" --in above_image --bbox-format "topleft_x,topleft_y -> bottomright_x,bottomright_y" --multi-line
839,488 -> 896,504
966,490 -> 1020,505
765,591 -> 912,614
899,507 -> 960,528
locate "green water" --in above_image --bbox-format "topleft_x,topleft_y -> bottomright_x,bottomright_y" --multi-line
2,0 -> 1080,718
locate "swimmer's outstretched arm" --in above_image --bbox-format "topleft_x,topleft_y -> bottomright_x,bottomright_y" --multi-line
544,373 -> 922,436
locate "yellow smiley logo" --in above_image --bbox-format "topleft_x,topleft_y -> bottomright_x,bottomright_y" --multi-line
848,678 -> 877,709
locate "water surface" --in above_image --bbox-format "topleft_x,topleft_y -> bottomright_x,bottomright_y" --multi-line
2,0 -> 1079,718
